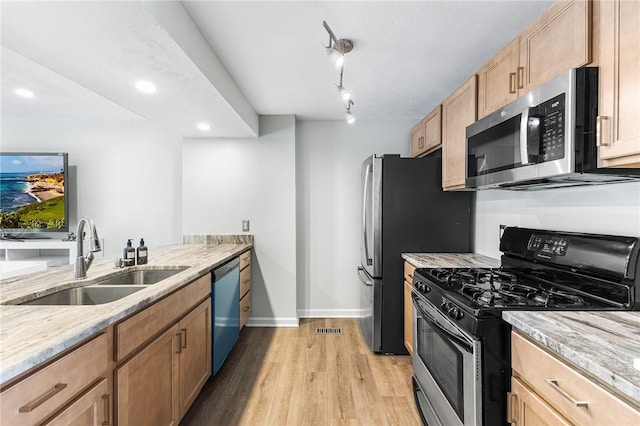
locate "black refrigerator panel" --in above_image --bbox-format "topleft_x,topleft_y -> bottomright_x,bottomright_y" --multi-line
379,155 -> 471,355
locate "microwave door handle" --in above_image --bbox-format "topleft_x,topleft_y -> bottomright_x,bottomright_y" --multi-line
520,108 -> 530,165
362,164 -> 372,266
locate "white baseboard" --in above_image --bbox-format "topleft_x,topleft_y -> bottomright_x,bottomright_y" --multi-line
297,309 -> 363,318
245,317 -> 299,327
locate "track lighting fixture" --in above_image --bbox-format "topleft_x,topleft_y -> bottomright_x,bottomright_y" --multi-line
323,20 -> 356,124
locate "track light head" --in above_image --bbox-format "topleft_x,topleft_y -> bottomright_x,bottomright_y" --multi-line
337,85 -> 351,102
326,46 -> 344,69
346,110 -> 356,124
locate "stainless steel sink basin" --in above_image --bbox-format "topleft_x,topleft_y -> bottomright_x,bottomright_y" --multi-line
94,267 -> 188,286
20,286 -> 144,306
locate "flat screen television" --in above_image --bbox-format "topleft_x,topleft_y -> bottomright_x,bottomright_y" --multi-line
0,152 -> 69,234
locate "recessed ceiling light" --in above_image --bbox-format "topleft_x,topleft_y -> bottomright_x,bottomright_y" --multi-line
197,122 -> 211,131
135,80 -> 156,94
15,88 -> 35,98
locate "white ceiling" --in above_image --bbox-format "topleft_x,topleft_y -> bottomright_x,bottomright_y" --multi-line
1,1 -> 553,138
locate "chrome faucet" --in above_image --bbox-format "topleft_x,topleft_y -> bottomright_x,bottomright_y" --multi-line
73,216 -> 102,279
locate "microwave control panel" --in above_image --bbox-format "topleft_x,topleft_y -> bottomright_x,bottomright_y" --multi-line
534,93 -> 566,162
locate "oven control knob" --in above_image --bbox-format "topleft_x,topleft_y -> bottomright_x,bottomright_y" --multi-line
441,299 -> 450,311
448,307 -> 464,320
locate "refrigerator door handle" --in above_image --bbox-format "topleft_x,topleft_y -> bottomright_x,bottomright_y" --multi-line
357,266 -> 374,286
362,164 -> 372,266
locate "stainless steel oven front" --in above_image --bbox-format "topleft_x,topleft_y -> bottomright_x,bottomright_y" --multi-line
412,292 -> 482,426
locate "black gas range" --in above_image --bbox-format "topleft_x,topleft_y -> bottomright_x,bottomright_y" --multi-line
410,227 -> 640,426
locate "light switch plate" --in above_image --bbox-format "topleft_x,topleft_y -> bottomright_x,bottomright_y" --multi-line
242,220 -> 250,232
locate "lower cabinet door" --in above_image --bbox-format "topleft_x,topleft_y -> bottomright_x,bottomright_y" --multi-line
178,299 -> 212,419
117,324 -> 180,426
43,379 -> 110,426
403,280 -> 413,356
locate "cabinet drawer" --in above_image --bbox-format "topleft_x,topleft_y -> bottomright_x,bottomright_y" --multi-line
240,266 -> 251,298
240,291 -> 251,329
404,262 -> 416,283
42,378 -> 110,426
115,274 -> 210,361
0,333 -> 108,426
239,250 -> 251,271
512,332 -> 640,425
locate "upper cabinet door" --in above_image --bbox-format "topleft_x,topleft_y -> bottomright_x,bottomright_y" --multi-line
423,105 -> 442,154
477,38 -> 520,119
410,118 -> 426,158
598,0 -> 640,167
519,0 -> 591,93
442,75 -> 477,191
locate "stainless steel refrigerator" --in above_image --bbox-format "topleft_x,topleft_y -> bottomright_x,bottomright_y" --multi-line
357,154 -> 471,354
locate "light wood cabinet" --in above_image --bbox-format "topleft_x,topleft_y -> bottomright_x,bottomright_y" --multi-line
117,298 -> 212,426
42,379 -> 110,426
478,0 -> 591,118
114,273 -> 210,361
410,106 -> 442,157
442,75 -> 477,190
0,333 -> 108,426
239,250 -> 252,329
597,0 -> 640,167
410,119 -> 426,158
178,299 -> 212,416
403,262 -> 416,356
508,377 -> 572,426
519,0 -> 591,93
477,38 -> 520,119
117,323 -> 180,426
509,331 -> 640,426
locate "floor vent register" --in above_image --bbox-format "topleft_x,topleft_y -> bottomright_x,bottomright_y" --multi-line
315,327 -> 343,335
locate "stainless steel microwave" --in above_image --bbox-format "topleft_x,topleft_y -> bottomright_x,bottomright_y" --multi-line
465,67 -> 640,190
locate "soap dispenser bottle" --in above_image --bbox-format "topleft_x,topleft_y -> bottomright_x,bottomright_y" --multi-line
137,238 -> 148,265
123,239 -> 135,266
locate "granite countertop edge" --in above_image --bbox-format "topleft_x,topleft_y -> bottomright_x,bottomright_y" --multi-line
0,242 -> 252,385
402,252 -> 501,269
503,311 -> 640,407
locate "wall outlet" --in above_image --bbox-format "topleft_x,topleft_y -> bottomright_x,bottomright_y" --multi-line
242,220 -> 250,232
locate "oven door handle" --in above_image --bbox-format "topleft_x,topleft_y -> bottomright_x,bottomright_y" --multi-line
412,294 -> 474,353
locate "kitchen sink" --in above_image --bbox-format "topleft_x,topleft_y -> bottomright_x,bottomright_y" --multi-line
94,267 -> 188,286
20,286 -> 144,306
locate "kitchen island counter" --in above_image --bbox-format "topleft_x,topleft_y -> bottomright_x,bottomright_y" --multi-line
0,241 -> 251,386
503,311 -> 640,408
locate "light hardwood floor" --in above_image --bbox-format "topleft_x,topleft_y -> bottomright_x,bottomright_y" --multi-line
180,318 -> 422,426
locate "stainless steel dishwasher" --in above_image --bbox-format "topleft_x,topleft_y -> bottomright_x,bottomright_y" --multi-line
211,257 -> 240,374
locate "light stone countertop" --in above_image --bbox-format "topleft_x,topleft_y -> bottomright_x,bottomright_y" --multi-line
0,242 -> 251,386
402,252 -> 501,269
503,311 -> 640,407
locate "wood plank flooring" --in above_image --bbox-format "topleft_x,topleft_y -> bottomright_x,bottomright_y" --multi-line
180,318 -> 422,426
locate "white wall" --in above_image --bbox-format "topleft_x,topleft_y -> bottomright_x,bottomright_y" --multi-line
182,115 -> 297,326
474,182 -> 640,258
295,119 -> 413,317
2,119 -> 183,257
